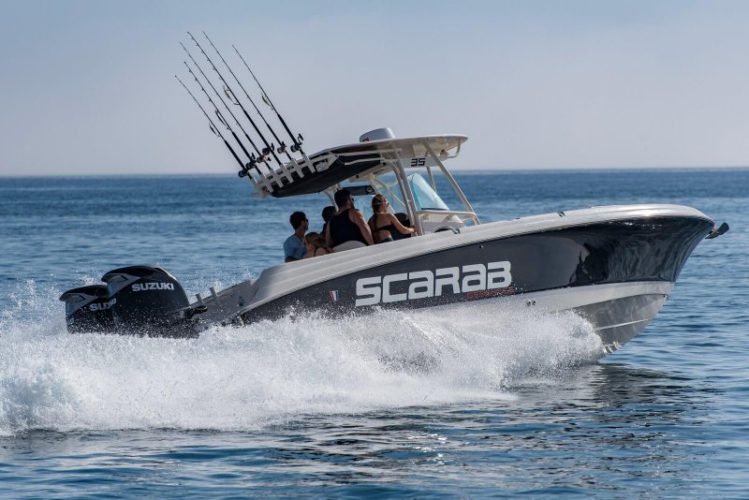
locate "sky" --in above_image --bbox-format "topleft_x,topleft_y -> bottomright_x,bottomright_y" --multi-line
1,0 -> 748,175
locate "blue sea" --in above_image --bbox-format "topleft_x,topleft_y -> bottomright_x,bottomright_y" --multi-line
0,169 -> 747,497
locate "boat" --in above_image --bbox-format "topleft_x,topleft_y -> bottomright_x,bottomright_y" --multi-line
59,34 -> 729,353
60,127 -> 728,352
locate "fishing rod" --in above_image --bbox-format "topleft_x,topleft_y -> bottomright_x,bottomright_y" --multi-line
182,64 -> 284,187
202,31 -> 295,162
181,48 -> 283,185
187,32 -> 284,169
183,61 -> 272,182
232,44 -> 305,154
183,61 -> 257,163
174,74 -> 247,175
202,33 -> 307,164
181,43 -> 265,167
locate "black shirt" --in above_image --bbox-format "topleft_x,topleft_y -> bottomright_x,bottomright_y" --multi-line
329,209 -> 368,247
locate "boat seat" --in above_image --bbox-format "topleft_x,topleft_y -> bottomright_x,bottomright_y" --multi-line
333,240 -> 367,252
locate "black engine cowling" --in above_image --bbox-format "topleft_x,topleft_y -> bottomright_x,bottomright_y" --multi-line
59,284 -> 115,333
101,265 -> 202,337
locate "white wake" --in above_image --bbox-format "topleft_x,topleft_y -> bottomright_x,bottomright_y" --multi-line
0,282 -> 604,435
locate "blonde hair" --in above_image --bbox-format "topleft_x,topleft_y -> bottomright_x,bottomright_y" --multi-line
305,232 -> 329,251
371,194 -> 388,213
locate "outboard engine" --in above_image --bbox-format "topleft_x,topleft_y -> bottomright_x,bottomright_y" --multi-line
101,265 -> 204,337
59,284 -> 115,333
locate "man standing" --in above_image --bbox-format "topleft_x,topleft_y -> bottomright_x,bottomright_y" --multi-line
283,211 -> 308,262
325,189 -> 374,248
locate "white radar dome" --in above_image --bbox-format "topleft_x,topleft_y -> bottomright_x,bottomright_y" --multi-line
359,128 -> 395,142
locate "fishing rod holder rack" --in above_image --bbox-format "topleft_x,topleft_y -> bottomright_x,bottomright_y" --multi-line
178,31 -> 312,195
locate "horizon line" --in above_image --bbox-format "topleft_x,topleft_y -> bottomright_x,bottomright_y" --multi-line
1,164 -> 748,179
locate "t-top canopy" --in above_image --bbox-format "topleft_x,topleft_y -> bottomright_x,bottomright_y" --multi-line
248,134 -> 468,198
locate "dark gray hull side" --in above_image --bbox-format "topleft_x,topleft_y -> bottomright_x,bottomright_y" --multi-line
241,215 -> 712,324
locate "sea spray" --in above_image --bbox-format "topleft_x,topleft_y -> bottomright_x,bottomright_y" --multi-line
0,292 -> 603,436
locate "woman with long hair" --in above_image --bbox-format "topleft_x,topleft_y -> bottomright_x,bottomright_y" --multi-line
368,194 -> 415,243
304,232 -> 333,257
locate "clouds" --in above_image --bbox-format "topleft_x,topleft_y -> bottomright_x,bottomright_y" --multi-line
0,0 -> 747,175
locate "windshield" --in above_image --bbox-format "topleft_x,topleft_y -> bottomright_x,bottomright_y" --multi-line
408,173 -> 449,211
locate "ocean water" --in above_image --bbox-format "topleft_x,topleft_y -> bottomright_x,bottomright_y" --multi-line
0,169 -> 746,497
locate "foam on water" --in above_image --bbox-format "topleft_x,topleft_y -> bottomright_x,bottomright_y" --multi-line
0,283 -> 604,436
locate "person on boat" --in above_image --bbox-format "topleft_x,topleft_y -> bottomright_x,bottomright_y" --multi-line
283,211 -> 308,262
326,189 -> 374,249
368,194 -> 415,243
304,232 -> 333,258
320,205 -> 336,236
